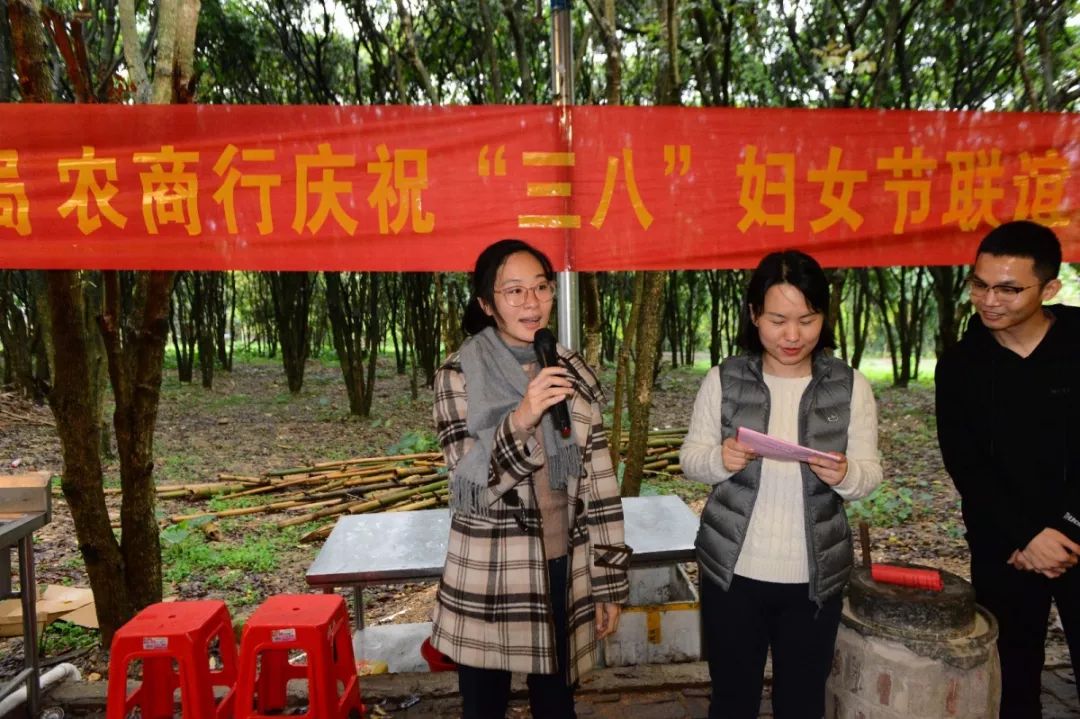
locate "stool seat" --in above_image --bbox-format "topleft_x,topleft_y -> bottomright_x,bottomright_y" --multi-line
235,593 -> 363,718
250,593 -> 343,626
117,600 -> 229,636
107,600 -> 238,719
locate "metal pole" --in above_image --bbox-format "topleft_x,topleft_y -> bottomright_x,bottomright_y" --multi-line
18,535 -> 41,715
550,0 -> 580,350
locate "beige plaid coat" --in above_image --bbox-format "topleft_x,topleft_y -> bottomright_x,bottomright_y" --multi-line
430,346 -> 632,683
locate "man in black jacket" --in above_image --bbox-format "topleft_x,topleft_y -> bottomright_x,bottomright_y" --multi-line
936,220 -> 1080,717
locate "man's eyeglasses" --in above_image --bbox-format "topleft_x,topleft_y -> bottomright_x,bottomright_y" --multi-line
965,276 -> 1038,300
496,282 -> 556,307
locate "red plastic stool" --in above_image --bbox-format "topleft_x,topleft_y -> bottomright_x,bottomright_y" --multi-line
420,637 -> 457,672
234,594 -> 364,718
106,600 -> 238,719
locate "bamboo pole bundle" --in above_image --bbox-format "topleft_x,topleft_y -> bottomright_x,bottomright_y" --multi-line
394,466 -> 438,478
299,523 -> 334,543
225,470 -> 393,499
386,496 -> 442,513
157,482 -> 253,499
167,479 -> 405,524
276,499 -> 360,529
217,474 -> 267,485
398,472 -> 443,486
271,452 -> 443,476
161,429 -> 694,537
344,479 -> 449,515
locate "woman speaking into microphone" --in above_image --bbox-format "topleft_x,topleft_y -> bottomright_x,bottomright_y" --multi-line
430,239 -> 632,719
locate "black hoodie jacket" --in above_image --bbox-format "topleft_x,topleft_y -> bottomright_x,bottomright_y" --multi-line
935,304 -> 1080,561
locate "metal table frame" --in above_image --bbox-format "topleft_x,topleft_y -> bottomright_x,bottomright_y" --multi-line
0,511 -> 48,717
306,495 -> 699,628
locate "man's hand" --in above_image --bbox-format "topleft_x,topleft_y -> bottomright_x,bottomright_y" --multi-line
1008,548 -> 1066,579
1018,528 -> 1080,577
595,602 -> 621,640
1006,549 -> 1063,577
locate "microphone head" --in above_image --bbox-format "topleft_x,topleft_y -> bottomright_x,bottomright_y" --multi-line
533,328 -> 558,365
533,327 -> 557,351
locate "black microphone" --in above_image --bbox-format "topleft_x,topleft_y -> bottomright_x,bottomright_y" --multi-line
533,328 -> 573,438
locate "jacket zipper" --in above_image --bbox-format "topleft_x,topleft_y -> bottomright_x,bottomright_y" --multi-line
798,371 -> 824,606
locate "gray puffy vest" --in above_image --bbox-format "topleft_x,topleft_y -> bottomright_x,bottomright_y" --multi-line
696,353 -> 855,603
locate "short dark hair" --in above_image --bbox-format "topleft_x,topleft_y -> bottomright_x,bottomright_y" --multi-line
977,221 -> 1061,283
737,250 -> 835,354
462,239 -> 556,335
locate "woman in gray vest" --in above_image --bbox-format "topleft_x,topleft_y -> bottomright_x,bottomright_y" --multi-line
680,250 -> 882,719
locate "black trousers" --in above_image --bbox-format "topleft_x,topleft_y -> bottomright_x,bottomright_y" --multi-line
700,572 -> 842,719
457,555 -> 576,719
970,549 -> 1080,718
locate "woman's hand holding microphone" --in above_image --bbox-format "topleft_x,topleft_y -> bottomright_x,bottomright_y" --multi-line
512,367 -> 574,432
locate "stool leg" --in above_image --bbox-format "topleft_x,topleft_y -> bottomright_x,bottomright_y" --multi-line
183,652 -> 222,719
105,656 -> 132,719
210,624 -> 239,718
333,626 -> 363,715
140,655 -> 179,719
304,641 -> 329,718
254,647 -> 291,713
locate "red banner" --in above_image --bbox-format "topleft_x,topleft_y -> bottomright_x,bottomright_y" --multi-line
1,105 -> 1078,270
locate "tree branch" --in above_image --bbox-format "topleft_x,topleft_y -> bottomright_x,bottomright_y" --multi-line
1009,0 -> 1041,109
395,0 -> 437,103
118,0 -> 150,102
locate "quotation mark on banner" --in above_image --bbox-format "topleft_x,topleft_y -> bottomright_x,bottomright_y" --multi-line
664,145 -> 691,176
478,145 -> 507,176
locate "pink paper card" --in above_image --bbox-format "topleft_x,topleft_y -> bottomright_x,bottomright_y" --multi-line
736,427 -> 837,463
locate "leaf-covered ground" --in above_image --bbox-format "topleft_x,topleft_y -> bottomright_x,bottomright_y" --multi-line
0,356 -> 1069,679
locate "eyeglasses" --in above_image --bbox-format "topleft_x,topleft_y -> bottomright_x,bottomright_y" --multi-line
965,276 -> 1038,300
495,282 -> 556,307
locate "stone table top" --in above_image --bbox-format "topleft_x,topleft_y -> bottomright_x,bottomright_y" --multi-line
306,494 -> 699,587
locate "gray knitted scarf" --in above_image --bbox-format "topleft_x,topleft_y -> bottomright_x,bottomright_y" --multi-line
452,326 -> 583,517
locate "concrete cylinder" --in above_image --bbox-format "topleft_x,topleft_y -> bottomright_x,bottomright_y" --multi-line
826,565 -> 1000,719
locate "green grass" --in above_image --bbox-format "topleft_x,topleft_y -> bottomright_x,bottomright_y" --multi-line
40,621 -> 99,656
207,494 -> 272,512
60,555 -> 86,571
846,478 -> 936,528
375,364 -> 401,380
160,521 -> 313,587
204,392 -> 252,410
386,429 -> 440,455
646,355 -> 936,386
639,473 -> 710,504
157,452 -> 204,484
856,357 -> 936,386
847,484 -> 918,527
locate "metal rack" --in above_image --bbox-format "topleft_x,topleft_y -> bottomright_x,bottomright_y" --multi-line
1,473 -> 53,718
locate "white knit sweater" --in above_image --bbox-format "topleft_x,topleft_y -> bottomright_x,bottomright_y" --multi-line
680,366 -> 882,584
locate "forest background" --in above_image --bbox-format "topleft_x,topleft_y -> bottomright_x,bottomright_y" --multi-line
1,0 -> 1079,676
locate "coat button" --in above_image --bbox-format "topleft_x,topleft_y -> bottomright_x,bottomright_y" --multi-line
576,498 -> 585,516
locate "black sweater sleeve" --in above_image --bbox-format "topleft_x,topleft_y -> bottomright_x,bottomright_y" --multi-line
1053,471 -> 1080,544
935,354 -> 1045,555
